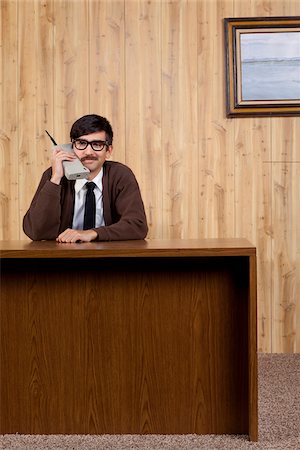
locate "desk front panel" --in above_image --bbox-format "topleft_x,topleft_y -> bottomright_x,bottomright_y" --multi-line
1,256 -> 249,435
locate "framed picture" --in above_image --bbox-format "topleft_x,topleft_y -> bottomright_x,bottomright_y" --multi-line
224,17 -> 300,117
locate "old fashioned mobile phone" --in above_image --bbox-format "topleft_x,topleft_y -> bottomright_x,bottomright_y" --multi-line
45,130 -> 90,180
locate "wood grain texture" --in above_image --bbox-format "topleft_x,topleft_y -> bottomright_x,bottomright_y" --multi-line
161,0 -> 199,239
232,0 -> 274,355
89,0 -> 125,162
0,1 -> 18,239
269,1 -> 300,353
53,0 -> 90,142
17,1 -> 55,239
1,241 -> 256,437
234,117 -> 273,352
0,0 -> 300,352
125,1 -> 162,238
18,1 -> 40,233
269,0 -> 300,349
197,0 -> 235,239
36,0 -> 54,168
272,159 -> 300,352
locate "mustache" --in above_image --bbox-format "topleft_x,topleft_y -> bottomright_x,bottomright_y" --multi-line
80,156 -> 98,162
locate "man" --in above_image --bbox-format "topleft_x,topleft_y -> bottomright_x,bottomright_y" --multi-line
23,114 -> 148,242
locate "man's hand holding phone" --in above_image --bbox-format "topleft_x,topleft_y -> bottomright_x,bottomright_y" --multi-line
46,131 -> 90,182
50,147 -> 77,185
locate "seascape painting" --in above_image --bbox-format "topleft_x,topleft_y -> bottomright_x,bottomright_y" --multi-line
240,32 -> 300,101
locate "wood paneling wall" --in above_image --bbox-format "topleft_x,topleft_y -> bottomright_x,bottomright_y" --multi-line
0,0 -> 299,353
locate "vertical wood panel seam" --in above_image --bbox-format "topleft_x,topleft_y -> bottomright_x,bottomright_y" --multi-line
161,0 -> 164,239
232,0 -> 236,241
88,0 -> 90,113
17,0 -> 20,239
88,0 -> 91,113
197,1 -> 199,238
196,0 -> 198,237
233,0 -> 236,242
270,119 -> 273,352
51,0 -> 54,153
53,0 -> 56,137
124,0 -> 126,165
160,0 -> 163,239
124,0 -> 127,164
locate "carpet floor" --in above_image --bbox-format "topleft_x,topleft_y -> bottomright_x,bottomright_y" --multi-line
1,353 -> 299,450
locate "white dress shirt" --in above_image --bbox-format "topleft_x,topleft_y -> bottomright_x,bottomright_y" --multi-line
72,169 -> 105,230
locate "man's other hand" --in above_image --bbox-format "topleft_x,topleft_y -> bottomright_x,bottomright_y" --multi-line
56,228 -> 98,243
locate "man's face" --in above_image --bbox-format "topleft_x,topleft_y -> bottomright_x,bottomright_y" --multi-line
73,131 -> 112,179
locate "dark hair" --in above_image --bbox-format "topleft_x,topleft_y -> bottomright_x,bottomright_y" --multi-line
70,114 -> 113,144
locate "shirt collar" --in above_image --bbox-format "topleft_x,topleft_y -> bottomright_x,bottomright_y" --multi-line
74,168 -> 103,194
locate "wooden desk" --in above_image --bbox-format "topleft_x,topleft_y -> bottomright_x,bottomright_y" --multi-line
0,239 -> 258,440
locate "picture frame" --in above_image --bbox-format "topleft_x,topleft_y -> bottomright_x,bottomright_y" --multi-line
224,17 -> 300,117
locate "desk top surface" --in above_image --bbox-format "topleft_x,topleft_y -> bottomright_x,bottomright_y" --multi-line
0,239 -> 255,259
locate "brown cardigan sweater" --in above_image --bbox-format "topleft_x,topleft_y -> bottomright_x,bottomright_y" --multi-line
23,161 -> 148,241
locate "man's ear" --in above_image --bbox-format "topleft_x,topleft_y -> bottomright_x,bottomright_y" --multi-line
105,145 -> 113,159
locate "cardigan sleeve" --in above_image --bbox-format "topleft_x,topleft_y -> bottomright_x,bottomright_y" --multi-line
23,169 -> 63,240
94,163 -> 148,241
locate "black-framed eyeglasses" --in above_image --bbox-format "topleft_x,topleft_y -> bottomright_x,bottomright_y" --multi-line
72,139 -> 110,152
